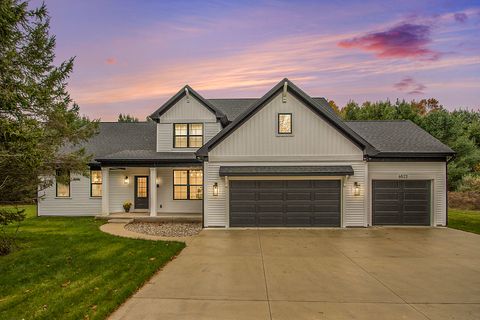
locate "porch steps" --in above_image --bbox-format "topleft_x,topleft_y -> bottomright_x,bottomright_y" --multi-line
107,218 -> 134,224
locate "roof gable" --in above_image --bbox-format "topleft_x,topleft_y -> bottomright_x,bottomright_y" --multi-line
196,78 -> 376,157
150,85 -> 228,125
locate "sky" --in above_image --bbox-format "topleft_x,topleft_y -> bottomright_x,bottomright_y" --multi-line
34,0 -> 480,120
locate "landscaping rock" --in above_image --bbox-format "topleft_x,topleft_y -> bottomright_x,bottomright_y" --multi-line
125,222 -> 201,237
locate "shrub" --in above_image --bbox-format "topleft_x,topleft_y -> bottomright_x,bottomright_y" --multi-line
457,174 -> 480,193
0,206 -> 26,255
449,192 -> 480,210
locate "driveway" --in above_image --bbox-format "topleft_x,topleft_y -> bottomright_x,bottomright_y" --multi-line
110,228 -> 480,320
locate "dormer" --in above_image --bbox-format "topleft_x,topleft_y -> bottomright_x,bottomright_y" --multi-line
150,86 -> 228,152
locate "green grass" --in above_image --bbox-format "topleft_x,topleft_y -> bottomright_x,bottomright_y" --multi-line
449,208 -> 480,235
0,205 -> 185,320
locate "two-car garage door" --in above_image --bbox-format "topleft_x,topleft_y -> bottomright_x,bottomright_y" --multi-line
229,180 -> 341,227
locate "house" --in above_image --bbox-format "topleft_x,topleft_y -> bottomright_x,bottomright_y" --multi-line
38,79 -> 455,227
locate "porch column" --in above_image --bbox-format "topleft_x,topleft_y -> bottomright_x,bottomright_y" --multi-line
101,167 -> 109,215
149,167 -> 157,217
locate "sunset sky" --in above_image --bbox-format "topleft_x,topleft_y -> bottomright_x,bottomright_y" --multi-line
36,0 -> 480,120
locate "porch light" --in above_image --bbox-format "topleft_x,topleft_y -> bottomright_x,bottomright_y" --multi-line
213,182 -> 218,196
124,175 -> 129,185
353,182 -> 360,196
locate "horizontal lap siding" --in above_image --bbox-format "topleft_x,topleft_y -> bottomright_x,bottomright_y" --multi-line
109,168 -> 149,212
156,167 -> 202,213
38,175 -> 101,216
368,162 -> 446,226
344,162 -> 367,227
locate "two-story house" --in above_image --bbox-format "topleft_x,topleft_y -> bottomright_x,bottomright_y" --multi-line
38,79 -> 455,228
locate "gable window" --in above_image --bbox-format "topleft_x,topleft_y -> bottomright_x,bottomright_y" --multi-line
173,169 -> 203,200
56,170 -> 70,198
174,123 -> 203,148
90,170 -> 102,197
278,113 -> 292,134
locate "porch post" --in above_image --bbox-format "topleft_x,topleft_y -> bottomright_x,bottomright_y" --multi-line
149,167 -> 157,217
101,167 -> 109,215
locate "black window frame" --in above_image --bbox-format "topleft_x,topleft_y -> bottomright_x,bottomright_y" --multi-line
90,170 -> 102,197
173,169 -> 203,200
55,169 -> 71,198
173,123 -> 204,148
277,113 -> 292,134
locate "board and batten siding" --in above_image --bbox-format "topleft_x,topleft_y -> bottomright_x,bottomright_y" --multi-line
38,175 -> 101,216
156,95 -> 222,152
209,92 -> 363,162
368,162 -> 447,226
204,161 -> 368,227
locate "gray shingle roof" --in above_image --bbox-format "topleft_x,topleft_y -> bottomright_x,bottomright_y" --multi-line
346,120 -> 454,156
207,97 -> 335,121
64,122 -> 156,164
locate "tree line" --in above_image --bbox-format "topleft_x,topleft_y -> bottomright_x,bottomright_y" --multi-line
329,99 -> 480,191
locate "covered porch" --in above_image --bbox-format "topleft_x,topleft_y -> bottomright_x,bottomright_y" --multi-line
95,151 -> 203,220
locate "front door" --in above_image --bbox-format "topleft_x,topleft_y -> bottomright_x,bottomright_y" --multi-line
134,176 -> 149,209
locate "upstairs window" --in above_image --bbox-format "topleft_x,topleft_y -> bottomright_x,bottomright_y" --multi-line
56,170 -> 70,198
174,123 -> 203,148
173,169 -> 203,200
278,113 -> 292,134
90,170 -> 102,197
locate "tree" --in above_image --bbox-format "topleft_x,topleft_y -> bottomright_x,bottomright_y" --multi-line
327,100 -> 341,115
118,113 -> 139,122
0,0 -> 97,253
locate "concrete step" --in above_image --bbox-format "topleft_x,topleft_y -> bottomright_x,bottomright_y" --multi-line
107,218 -> 134,224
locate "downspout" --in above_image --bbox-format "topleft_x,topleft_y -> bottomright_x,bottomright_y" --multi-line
445,154 -> 456,226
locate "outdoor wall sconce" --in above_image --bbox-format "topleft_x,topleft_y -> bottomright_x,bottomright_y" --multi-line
213,182 -> 219,196
124,176 -> 129,185
353,182 -> 360,196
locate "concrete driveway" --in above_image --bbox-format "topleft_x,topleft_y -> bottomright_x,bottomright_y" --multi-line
110,228 -> 480,320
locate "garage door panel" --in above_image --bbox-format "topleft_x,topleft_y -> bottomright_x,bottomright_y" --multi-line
230,191 -> 256,201
230,180 -> 256,189
229,180 -> 341,227
373,180 -> 430,226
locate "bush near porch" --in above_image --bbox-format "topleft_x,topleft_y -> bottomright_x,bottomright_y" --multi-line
0,205 -> 185,320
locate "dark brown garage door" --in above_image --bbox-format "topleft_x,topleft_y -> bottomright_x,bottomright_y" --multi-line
229,180 -> 341,227
372,180 -> 431,226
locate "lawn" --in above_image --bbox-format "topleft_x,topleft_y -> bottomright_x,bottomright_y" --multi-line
448,208 -> 480,235
0,205 -> 185,320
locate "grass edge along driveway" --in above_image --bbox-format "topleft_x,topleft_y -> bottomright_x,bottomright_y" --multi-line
0,205 -> 185,320
448,208 -> 480,235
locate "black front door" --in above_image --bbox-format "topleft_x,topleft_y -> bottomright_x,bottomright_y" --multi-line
134,176 -> 149,209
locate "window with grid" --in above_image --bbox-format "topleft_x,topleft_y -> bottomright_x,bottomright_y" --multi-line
137,177 -> 148,198
173,170 -> 203,200
56,169 -> 70,197
173,123 -> 203,148
90,170 -> 102,197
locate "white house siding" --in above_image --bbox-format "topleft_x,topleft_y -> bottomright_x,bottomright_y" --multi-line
368,162 -> 447,226
204,161 -> 368,227
38,174 -> 101,216
108,168 -> 149,212
156,167 -> 202,213
209,92 -> 363,162
156,95 -> 222,152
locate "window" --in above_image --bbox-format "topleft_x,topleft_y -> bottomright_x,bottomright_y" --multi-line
56,170 -> 70,197
278,113 -> 292,134
174,123 -> 203,148
173,169 -> 203,200
90,170 -> 102,197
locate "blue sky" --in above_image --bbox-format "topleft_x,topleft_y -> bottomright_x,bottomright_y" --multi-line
35,0 -> 480,120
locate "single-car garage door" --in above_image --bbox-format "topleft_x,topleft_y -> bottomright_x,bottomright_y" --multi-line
229,180 -> 341,227
372,180 -> 431,226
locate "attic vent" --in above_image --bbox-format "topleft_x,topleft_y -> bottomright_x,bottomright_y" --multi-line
282,81 -> 288,103
185,87 -> 190,103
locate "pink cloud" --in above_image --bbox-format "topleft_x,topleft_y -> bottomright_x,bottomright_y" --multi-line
105,57 -> 117,65
394,77 -> 426,95
338,23 -> 440,60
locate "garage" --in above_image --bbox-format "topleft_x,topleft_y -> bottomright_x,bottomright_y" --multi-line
229,179 -> 341,227
372,180 -> 431,226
